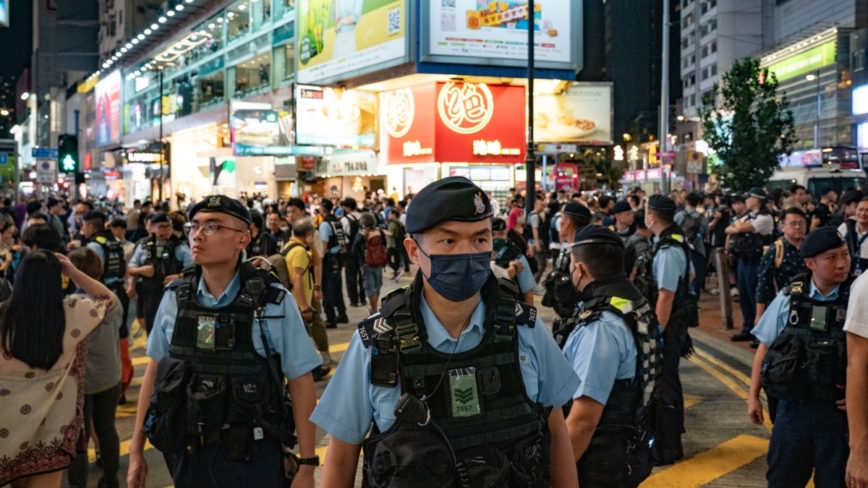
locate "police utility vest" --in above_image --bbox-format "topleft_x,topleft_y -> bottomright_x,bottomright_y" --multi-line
143,263 -> 296,460
730,209 -> 773,264
359,275 -> 552,488
494,240 -> 524,270
761,273 -> 852,403
92,230 -> 126,282
649,225 -> 699,334
140,236 -> 184,294
542,247 -> 581,319
553,276 -> 662,488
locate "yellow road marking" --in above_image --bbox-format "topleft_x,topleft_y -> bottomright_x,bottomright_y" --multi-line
329,342 -> 349,354
688,354 -> 773,432
132,356 -> 150,366
684,394 -> 704,410
693,347 -> 751,387
641,435 -> 769,487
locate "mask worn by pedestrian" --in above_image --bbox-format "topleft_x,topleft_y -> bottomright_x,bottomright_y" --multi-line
417,246 -> 491,303
761,272 -> 852,403
730,209 -> 774,265
142,263 -> 297,461
552,276 -> 663,488
139,235 -> 185,296
358,275 -> 552,488
92,229 -> 127,282
542,247 -> 582,319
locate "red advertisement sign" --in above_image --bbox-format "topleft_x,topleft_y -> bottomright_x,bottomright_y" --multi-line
381,82 -> 525,164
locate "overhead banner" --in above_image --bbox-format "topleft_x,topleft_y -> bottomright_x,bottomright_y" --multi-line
297,0 -> 407,84
533,83 -> 613,145
424,0 -> 578,68
295,86 -> 377,147
95,70 -> 122,146
766,40 -> 835,82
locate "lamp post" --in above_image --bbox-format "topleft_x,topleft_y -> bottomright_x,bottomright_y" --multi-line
806,70 -> 820,148
524,0 -> 536,216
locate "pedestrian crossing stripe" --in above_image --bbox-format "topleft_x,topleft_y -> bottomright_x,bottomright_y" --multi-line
642,435 -> 769,487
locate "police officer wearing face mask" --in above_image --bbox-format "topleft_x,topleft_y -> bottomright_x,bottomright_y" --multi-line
491,217 -> 536,304
748,227 -> 853,487
543,203 -> 593,320
127,196 -> 322,488
553,226 -> 662,488
312,177 -> 581,488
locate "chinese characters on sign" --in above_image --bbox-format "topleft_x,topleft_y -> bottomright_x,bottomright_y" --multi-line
384,87 -> 415,138
437,82 -> 494,135
403,141 -> 433,157
472,140 -> 521,156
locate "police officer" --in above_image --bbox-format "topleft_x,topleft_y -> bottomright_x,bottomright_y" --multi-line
755,207 -> 808,329
81,210 -> 130,336
726,187 -> 775,342
555,226 -> 662,488
644,195 -> 695,465
610,200 -> 636,242
624,209 -> 653,278
491,217 -> 536,304
747,227 -> 853,487
127,196 -> 322,488
543,203 -> 592,320
844,271 -> 868,487
318,199 -> 349,328
128,212 -> 194,335
311,177 -> 581,488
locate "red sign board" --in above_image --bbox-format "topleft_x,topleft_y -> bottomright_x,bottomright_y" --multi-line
381,82 -> 526,165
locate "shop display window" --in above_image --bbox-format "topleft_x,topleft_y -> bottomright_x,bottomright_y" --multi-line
232,52 -> 271,96
227,0 -> 252,42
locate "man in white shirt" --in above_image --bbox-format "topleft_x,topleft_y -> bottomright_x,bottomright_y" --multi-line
844,271 -> 868,487
838,196 -> 868,276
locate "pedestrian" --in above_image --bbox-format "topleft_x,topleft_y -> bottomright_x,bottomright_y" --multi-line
317,199 -> 349,328
844,271 -> 868,488
266,210 -> 289,250
674,191 -> 710,295
624,208 -> 654,279
353,212 -> 386,313
312,177 -> 580,487
556,226 -> 662,487
245,210 -> 277,263
491,217 -> 536,304
0,251 -> 115,488
839,196 -> 868,277
66,248 -> 123,488
127,195 -> 322,488
46,197 -> 69,245
340,198 -> 366,308
811,188 -> 838,230
726,188 -> 775,341
748,227 -> 852,486
542,202 -> 592,320
644,194 -> 696,465
385,208 -> 406,280
526,195 -> 548,284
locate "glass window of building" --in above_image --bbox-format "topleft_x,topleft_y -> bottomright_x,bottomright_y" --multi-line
275,43 -> 294,81
197,71 -> 225,108
251,0 -> 272,29
232,52 -> 271,96
227,0 -> 252,42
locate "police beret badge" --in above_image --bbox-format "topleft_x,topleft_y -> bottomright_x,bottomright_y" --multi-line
474,192 -> 485,215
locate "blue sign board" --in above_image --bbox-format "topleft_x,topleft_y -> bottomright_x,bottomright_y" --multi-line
234,146 -> 325,157
32,147 -> 59,159
0,154 -> 8,165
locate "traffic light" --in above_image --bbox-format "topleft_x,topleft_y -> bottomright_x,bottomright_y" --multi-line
58,134 -> 79,173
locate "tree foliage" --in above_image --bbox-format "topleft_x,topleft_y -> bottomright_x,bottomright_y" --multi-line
698,58 -> 798,192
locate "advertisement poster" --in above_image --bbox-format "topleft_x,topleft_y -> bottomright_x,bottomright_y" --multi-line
232,109 -> 281,156
428,0 -> 571,64
297,0 -> 406,84
533,83 -> 612,145
0,0 -> 8,28
95,70 -> 122,146
296,85 -> 377,147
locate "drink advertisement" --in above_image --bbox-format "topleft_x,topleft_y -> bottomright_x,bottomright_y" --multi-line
295,85 -> 377,147
533,83 -> 613,145
95,70 -> 122,147
231,110 -> 281,156
297,0 -> 407,84
427,0 -> 573,65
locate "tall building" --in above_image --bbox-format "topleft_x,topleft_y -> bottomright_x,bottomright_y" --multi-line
97,0 -> 160,66
0,75 -> 14,139
761,0 -> 868,50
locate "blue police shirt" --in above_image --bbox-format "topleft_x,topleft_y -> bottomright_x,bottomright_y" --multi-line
310,293 -> 581,445
495,248 -> 535,294
652,236 -> 695,293
318,221 -> 342,254
563,310 -> 637,405
752,279 -> 841,347
86,241 -> 121,286
146,269 -> 322,380
129,240 -> 194,268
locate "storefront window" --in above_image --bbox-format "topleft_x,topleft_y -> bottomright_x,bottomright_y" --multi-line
197,71 -> 225,109
251,0 -> 272,29
272,44 -> 294,82
232,52 -> 271,96
227,0 -> 251,42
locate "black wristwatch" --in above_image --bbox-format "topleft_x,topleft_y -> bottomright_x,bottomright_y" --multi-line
297,455 -> 320,467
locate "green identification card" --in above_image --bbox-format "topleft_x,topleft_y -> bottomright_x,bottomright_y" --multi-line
197,315 -> 217,350
449,367 -> 481,418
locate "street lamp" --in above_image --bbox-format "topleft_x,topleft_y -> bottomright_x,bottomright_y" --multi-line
806,70 -> 820,148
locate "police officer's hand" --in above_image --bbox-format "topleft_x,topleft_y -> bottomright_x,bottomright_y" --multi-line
747,396 -> 764,425
127,451 -> 148,488
846,440 -> 868,488
139,265 -> 155,278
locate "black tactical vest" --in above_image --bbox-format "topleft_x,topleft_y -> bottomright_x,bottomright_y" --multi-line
761,273 -> 851,403
359,274 -> 552,488
731,209 -> 773,264
92,230 -> 126,282
140,236 -> 184,295
493,241 -> 524,269
542,247 -> 581,319
164,263 -> 296,458
651,225 -> 698,341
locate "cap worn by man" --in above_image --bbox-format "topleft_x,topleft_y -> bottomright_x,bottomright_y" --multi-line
612,200 -> 632,215
648,195 -> 677,213
405,177 -> 492,234
800,227 -> 847,259
748,187 -> 767,200
563,203 -> 592,223
150,211 -> 170,224
573,225 -> 626,249
187,195 -> 252,225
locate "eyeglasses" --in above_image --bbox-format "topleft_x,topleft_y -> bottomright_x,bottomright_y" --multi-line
784,221 -> 806,228
184,221 -> 246,236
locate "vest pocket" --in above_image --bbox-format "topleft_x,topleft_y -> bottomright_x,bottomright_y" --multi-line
367,427 -> 457,488
225,375 -> 268,425
186,374 -> 227,438
145,357 -> 190,453
762,335 -> 807,400
804,339 -> 844,399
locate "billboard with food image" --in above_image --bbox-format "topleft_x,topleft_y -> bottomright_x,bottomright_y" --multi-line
534,82 -> 612,145
231,109 -> 281,156
295,85 -> 377,147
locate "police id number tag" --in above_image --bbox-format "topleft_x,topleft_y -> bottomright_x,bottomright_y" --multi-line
197,315 -> 217,350
448,367 -> 482,418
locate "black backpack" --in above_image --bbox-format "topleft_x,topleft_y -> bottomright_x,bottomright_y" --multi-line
345,214 -> 361,251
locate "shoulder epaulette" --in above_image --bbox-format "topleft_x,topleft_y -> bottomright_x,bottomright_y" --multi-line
264,285 -> 286,306
379,286 -> 408,318
514,301 -> 537,327
358,313 -> 389,348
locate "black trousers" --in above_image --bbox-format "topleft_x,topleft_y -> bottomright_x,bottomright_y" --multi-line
68,382 -> 122,488
109,281 -> 130,339
344,252 -> 366,305
172,438 -> 284,488
139,279 -> 166,335
653,341 -> 684,462
322,253 -> 346,324
387,247 -> 402,273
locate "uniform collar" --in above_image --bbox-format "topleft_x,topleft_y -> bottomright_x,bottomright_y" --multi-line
808,279 -> 840,301
197,268 -> 242,307
419,291 -> 485,350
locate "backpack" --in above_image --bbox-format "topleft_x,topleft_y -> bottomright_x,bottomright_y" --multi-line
364,230 -> 388,268
345,214 -> 361,251
678,210 -> 703,249
265,242 -> 305,291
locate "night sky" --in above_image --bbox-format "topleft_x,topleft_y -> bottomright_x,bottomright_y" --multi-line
0,0 -> 33,78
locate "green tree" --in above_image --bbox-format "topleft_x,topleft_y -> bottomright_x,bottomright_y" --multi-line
698,58 -> 798,192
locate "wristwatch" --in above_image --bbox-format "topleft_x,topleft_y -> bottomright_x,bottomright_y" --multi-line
314,285 -> 322,291
296,455 -> 320,467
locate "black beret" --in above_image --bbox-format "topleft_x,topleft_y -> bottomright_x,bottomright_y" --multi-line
81,210 -> 107,222
648,195 -> 676,212
800,227 -> 847,259
149,211 -> 170,224
747,187 -> 767,200
612,200 -> 632,214
573,225 -> 625,249
405,177 -> 491,234
563,202 -> 592,222
492,217 -> 507,231
188,195 -> 252,225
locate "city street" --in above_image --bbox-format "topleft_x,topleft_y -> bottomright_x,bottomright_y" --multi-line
68,268 -> 781,488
